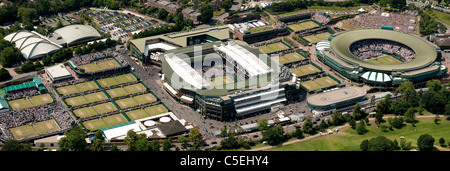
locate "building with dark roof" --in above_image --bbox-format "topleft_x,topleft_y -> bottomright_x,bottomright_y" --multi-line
156,120 -> 187,136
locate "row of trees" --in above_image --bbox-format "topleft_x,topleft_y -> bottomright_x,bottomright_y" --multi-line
360,134 -> 440,151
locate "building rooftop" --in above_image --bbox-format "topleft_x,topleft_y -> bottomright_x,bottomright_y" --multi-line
54,24 -> 101,45
307,86 -> 367,107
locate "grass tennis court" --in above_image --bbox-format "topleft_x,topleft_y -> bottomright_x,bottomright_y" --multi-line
97,73 -> 137,87
301,76 -> 339,92
82,114 -> 128,131
73,102 -> 118,118
365,55 -> 403,65
56,81 -> 98,96
288,21 -> 320,32
115,93 -> 157,109
257,42 -> 290,54
106,83 -> 147,98
274,52 -> 306,64
78,59 -> 120,73
9,94 -> 54,110
289,64 -> 321,77
126,104 -> 169,120
303,32 -> 331,44
10,119 -> 59,139
65,92 -> 108,106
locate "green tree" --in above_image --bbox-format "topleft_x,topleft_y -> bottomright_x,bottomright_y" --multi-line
356,120 -> 368,135
58,126 -> 87,151
222,0 -> 233,10
149,139 -> 160,151
200,4 -> 214,23
158,8 -> 169,20
257,119 -> 269,132
162,138 -> 173,151
220,134 -> 239,149
349,119 -> 356,129
439,137 -> 446,147
262,125 -> 285,145
1,139 -> 31,151
17,7 -> 38,24
91,131 -> 105,151
188,127 -> 203,144
0,46 -> 22,67
366,136 -> 395,151
331,111 -> 345,126
124,129 -> 138,151
0,68 -> 11,81
294,128 -> 305,139
135,134 -> 151,151
302,117 -> 315,134
417,134 -> 436,151
360,139 -> 369,151
404,107 -> 417,124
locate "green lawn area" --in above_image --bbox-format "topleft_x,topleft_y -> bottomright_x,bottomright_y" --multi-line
426,9 -> 450,27
266,118 -> 450,151
366,55 -> 403,65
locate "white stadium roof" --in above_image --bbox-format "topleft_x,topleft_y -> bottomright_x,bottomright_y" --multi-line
4,30 -> 62,59
361,71 -> 391,82
45,63 -> 73,82
213,42 -> 272,78
164,53 -> 210,90
54,25 -> 101,46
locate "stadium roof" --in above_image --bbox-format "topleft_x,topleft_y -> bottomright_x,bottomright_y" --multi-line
213,41 -> 273,78
4,30 -> 62,59
156,120 -> 187,136
54,25 -> 101,46
330,29 -> 437,72
100,121 -> 142,142
130,25 -> 230,53
307,86 -> 367,108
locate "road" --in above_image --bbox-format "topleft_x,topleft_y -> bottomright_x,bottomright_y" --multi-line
247,114 -> 445,151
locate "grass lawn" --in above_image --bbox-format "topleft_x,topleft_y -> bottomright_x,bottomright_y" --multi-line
289,64 -> 321,77
267,118 -> 450,151
75,81 -> 99,92
56,85 -> 79,96
10,120 -> 59,139
366,55 -> 403,65
288,21 -> 319,32
303,32 -> 331,44
124,83 -> 147,94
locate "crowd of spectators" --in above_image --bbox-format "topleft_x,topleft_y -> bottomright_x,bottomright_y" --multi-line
70,49 -> 125,66
350,39 -> 416,62
403,10 -> 419,16
312,12 -> 331,24
6,88 -> 40,101
344,10 -> 418,34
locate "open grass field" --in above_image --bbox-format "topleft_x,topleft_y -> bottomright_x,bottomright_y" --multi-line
82,114 -> 128,131
266,118 -> 450,151
365,55 -> 403,65
288,21 -> 319,32
10,119 -> 59,139
78,59 -> 120,73
257,42 -> 290,54
301,76 -> 339,92
56,81 -> 99,96
289,64 -> 321,77
303,32 -> 331,44
9,94 -> 53,110
274,52 -> 306,64
97,73 -> 137,88
126,104 -> 169,120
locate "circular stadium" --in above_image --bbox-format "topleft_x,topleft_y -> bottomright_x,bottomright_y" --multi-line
316,29 -> 447,85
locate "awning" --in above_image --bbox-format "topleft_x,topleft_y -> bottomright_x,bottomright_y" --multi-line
361,71 -> 391,82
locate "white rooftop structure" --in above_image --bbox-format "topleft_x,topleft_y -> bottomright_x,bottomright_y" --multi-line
144,42 -> 177,56
101,121 -> 142,142
4,30 -> 62,60
54,25 -> 101,46
164,53 -> 210,89
213,41 -> 273,78
45,63 -> 73,82
361,71 -> 391,82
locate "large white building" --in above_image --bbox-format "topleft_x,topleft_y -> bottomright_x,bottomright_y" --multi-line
53,24 -> 101,47
4,30 -> 62,60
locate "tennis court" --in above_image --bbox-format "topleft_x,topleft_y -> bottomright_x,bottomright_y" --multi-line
82,114 -> 128,131
300,76 -> 339,92
97,73 -> 137,87
289,64 -> 321,77
257,42 -> 290,54
365,55 -> 403,65
303,32 -> 331,44
10,119 -> 59,139
9,94 -> 54,110
106,83 -> 147,98
288,21 -> 319,32
275,52 -> 306,64
56,81 -> 99,96
125,104 -> 169,121
73,102 -> 118,118
83,91 -> 108,103
78,59 -> 120,73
